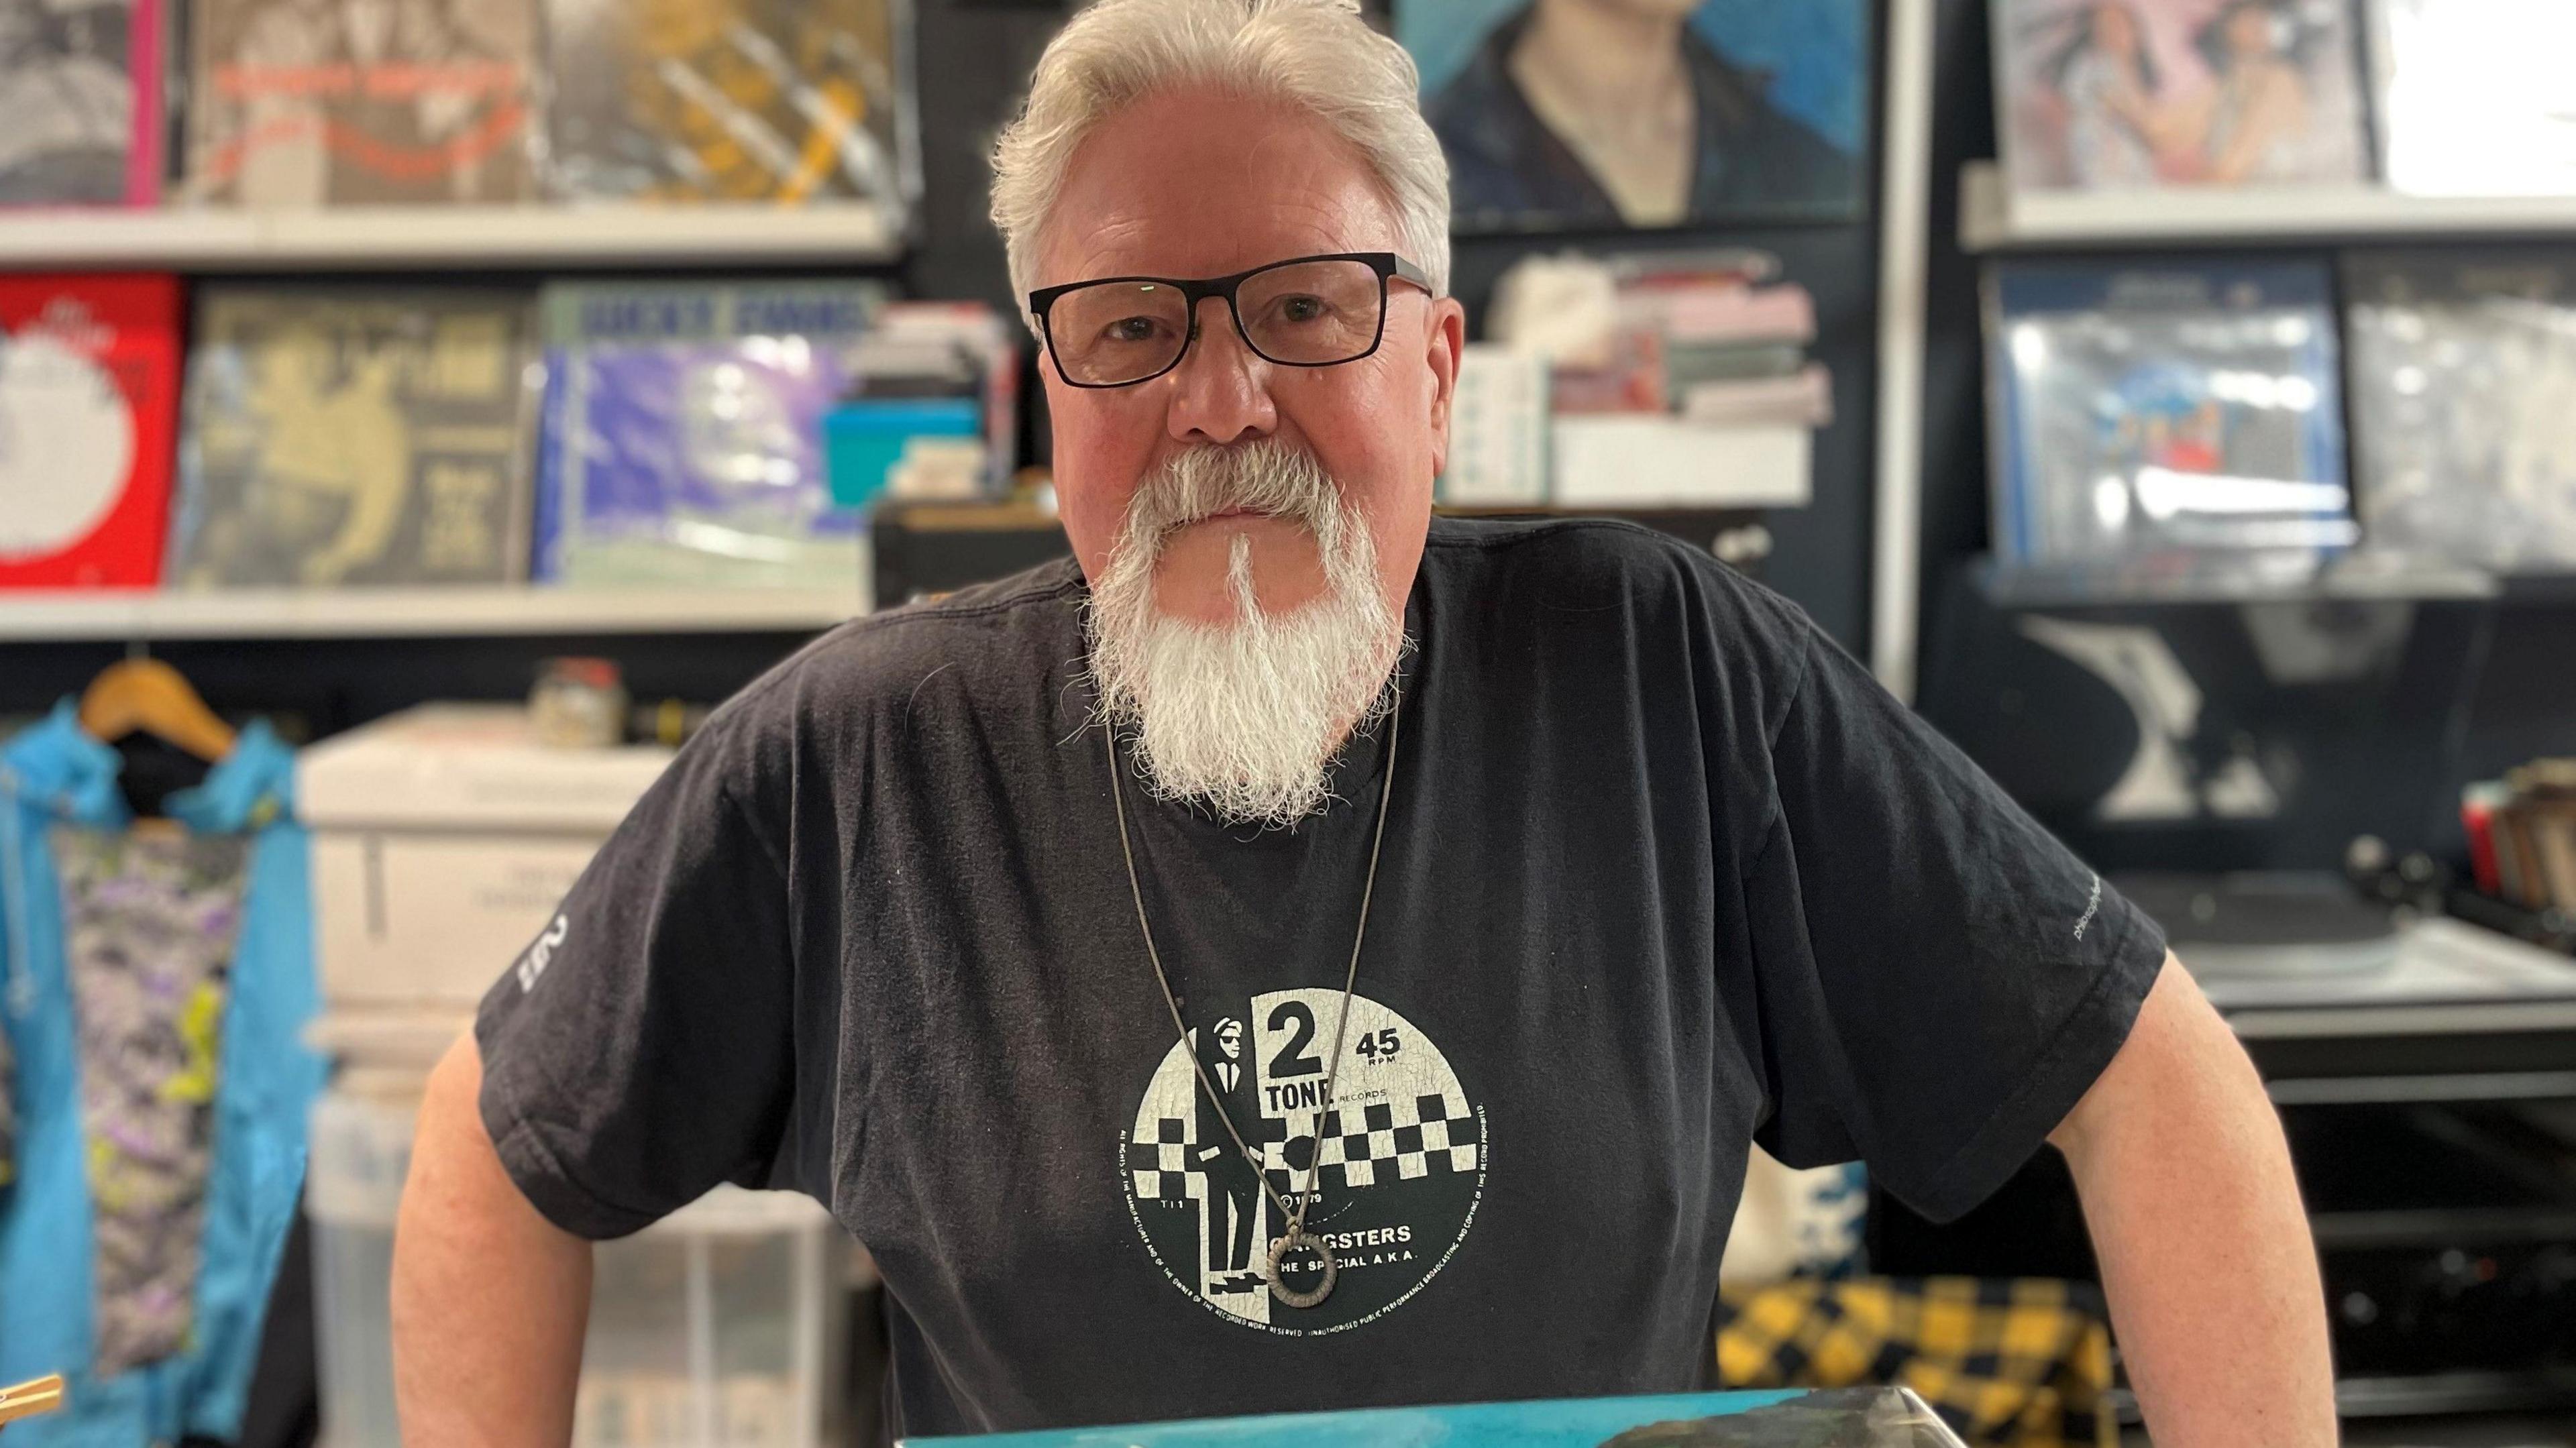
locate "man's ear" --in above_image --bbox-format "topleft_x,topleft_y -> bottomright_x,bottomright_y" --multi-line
1424,296 -> 1468,480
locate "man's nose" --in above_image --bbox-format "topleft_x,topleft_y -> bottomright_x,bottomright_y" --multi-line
1165,295 -> 1277,447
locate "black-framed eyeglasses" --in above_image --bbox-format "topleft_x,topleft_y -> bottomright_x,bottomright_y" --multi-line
1028,251 -> 1434,389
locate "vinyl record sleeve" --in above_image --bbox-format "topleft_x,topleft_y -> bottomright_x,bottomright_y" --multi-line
182,0 -> 538,206
534,278 -> 886,588
1993,0 -> 2368,194
0,0 -> 164,205
540,0 -> 915,223
172,286 -> 542,588
0,273 -> 180,588
2345,249 -> 2576,571
1985,258 -> 2352,578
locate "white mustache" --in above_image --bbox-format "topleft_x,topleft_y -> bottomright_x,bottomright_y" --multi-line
1112,441 -> 1352,567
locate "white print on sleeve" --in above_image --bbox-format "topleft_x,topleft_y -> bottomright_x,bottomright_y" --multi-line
2072,875 -> 2104,941
515,913 -> 569,992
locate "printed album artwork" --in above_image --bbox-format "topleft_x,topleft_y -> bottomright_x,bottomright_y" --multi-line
2345,251 -> 2576,572
1993,0 -> 2367,192
543,0 -> 913,218
0,274 -> 181,588
1986,260 -> 2353,578
172,287 -> 541,588
0,0 -> 162,205
2369,0 -> 2576,197
182,0 -> 537,206
1397,0 -> 1866,233
535,280 -> 886,588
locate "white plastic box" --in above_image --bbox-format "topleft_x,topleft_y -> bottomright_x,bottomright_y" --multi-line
306,1084 -> 847,1448
1550,415 -> 1814,509
298,706 -> 674,1009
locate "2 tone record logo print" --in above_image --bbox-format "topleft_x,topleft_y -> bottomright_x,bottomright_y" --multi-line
1120,989 -> 1486,1333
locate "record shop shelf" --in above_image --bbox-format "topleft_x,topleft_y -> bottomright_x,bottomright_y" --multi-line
0,203 -> 902,270
0,586 -> 868,641
1960,161 -> 2576,253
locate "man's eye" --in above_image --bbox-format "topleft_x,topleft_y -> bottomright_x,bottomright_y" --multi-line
1278,296 -> 1328,323
1102,316 -> 1164,343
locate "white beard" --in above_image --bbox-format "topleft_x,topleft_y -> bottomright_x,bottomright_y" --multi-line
1084,441 -> 1407,828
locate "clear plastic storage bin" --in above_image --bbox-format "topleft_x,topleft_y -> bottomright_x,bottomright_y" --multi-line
306,1087 -> 847,1448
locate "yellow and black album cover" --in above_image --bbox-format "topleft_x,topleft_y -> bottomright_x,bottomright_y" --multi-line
541,0 -> 913,221
171,286 -> 541,588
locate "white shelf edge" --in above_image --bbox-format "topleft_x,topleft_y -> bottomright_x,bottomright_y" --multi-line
1960,159 -> 2576,252
0,586 -> 869,641
0,202 -> 902,270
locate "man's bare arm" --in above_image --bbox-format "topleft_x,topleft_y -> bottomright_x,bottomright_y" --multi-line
2052,954 -> 2336,1446
392,1033 -> 593,1447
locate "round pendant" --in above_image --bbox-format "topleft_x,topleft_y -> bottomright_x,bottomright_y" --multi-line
1265,1226 -> 1336,1310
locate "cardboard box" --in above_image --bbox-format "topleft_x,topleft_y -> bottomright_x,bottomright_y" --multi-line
299,706 -> 672,1009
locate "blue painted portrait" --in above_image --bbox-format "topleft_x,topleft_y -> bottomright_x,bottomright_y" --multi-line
1399,0 -> 1869,233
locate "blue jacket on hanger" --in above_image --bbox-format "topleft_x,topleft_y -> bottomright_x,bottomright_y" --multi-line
0,700 -> 323,1448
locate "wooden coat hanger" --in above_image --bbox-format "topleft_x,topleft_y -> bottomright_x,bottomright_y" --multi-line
78,648 -> 237,765
0,1374 -> 65,1428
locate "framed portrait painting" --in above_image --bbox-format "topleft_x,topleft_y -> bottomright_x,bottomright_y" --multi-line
1399,0 -> 1870,235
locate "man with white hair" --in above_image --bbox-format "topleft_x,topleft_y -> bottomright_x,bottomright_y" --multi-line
391,0 -> 2335,1442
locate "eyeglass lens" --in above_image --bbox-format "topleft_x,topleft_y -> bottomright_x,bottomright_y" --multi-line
1046,259 -> 1385,386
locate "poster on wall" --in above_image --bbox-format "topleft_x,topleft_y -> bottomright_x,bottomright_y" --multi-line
1992,0 -> 2368,194
1397,0 -> 1868,233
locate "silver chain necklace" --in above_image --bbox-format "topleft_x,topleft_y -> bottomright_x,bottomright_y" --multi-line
1106,694 -> 1401,1311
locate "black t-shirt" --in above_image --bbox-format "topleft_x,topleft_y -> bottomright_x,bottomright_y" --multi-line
475,516 -> 2166,1439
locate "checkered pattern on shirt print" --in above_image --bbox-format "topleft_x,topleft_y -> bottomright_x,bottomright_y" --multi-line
1127,1116 -> 1204,1202
1261,1090 -> 1481,1191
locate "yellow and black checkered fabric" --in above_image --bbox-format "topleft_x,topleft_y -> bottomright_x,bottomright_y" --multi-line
1715,1276 -> 2114,1448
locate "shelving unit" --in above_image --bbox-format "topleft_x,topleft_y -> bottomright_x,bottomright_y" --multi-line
1959,160 -> 2576,253
0,584 -> 867,642
0,202 -> 903,649
0,201 -> 904,270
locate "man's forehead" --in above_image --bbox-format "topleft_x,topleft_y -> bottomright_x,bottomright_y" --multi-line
1036,91 -> 1401,287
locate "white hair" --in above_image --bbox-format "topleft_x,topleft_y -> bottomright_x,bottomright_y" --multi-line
989,0 -> 1451,313
1085,440 -> 1406,828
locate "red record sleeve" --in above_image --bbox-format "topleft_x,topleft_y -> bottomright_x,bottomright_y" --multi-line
0,273 -> 183,588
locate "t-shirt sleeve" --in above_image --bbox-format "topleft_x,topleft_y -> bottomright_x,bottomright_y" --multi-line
1740,616 -> 2168,1223
474,719 -> 797,1240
